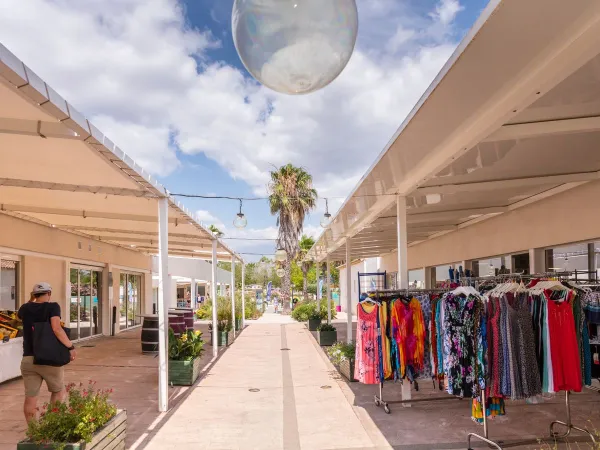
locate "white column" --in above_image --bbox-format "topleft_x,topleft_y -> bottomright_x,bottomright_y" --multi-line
191,278 -> 197,309
346,239 -> 352,343
241,262 -> 246,328
231,257 -> 236,336
396,195 -> 411,403
326,256 -> 332,324
315,260 -> 320,306
157,198 -> 169,412
211,240 -> 218,357
397,195 -> 408,290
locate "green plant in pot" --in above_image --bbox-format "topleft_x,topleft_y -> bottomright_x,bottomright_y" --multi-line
208,296 -> 232,346
168,328 -> 205,385
307,308 -> 322,331
327,341 -> 357,381
19,381 -> 125,450
316,323 -> 337,346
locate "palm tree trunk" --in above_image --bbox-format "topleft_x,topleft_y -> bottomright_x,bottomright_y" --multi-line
282,259 -> 292,314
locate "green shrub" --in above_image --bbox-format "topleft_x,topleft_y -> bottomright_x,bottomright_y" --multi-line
291,302 -> 315,321
195,302 -> 211,320
168,328 -> 204,361
327,341 -> 356,366
317,323 -> 336,332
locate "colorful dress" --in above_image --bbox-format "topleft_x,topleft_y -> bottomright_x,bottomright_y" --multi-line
391,298 -> 425,381
354,302 -> 381,384
443,294 -> 483,398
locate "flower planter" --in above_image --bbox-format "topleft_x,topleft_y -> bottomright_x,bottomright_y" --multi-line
339,358 -> 357,382
336,305 -> 341,312
235,318 -> 242,331
168,357 -> 201,386
308,318 -> 321,331
211,331 -> 229,347
18,410 -> 127,450
317,330 -> 337,346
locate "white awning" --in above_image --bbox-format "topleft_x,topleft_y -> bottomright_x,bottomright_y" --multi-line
0,43 -> 241,262
310,0 -> 600,261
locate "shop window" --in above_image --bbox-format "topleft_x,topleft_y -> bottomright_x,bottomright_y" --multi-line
477,256 -> 512,277
545,243 -> 590,279
409,269 -> 425,289
0,259 -> 19,310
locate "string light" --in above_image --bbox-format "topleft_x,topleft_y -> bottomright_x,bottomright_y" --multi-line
233,199 -> 247,229
276,268 -> 285,277
320,198 -> 332,228
275,248 -> 287,262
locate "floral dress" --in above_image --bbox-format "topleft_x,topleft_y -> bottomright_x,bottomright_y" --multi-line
354,302 -> 381,384
443,294 -> 483,398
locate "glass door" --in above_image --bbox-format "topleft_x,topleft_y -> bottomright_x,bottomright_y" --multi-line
70,267 -> 103,340
120,273 -> 142,330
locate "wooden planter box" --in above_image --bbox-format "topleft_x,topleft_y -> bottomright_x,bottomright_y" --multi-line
339,358 -> 357,382
169,357 -> 201,386
18,410 -> 127,450
211,331 -> 229,347
317,330 -> 337,346
308,318 -> 321,331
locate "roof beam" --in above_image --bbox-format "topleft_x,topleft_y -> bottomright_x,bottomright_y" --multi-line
0,178 -> 157,198
416,171 -> 600,195
0,117 -> 81,140
0,203 -> 186,223
97,235 -> 212,247
407,206 -> 506,223
483,116 -> 600,142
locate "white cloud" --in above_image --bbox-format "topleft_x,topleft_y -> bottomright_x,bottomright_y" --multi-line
196,209 -> 224,230
0,0 -> 463,214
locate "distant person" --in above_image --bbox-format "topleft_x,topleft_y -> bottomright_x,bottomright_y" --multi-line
274,297 -> 279,314
18,282 -> 76,423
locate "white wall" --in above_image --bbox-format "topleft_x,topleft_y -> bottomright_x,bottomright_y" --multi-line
339,260 -> 364,317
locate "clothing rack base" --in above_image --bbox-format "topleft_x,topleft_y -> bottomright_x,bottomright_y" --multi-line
549,391 -> 597,445
374,381 -> 460,414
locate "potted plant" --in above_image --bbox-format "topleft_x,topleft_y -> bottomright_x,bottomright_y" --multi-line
327,341 -> 357,382
168,328 -> 204,385
317,323 -> 337,346
307,309 -> 322,331
18,381 -> 126,449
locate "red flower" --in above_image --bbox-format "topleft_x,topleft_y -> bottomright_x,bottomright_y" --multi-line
51,408 -> 59,413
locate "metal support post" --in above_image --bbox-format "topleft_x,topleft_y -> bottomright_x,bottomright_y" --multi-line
315,260 -> 320,306
157,198 -> 169,412
326,256 -> 332,324
396,195 -> 411,403
211,240 -> 218,357
191,278 -> 197,309
346,239 -> 352,343
550,390 -> 596,444
241,262 -> 246,328
231,258 -> 236,336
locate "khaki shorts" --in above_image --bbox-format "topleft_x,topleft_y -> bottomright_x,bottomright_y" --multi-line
20,356 -> 65,397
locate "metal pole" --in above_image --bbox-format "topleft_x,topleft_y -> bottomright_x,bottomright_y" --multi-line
346,239 -> 352,343
326,256 -> 332,324
241,262 -> 246,328
231,257 -> 236,336
397,195 -> 411,403
211,240 -> 218,357
191,278 -> 197,309
157,198 -> 169,412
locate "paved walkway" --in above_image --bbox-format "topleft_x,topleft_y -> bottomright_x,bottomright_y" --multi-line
141,313 -> 389,450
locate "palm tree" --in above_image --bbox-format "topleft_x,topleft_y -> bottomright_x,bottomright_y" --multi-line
298,235 -> 315,301
208,224 -> 224,237
268,164 -> 317,313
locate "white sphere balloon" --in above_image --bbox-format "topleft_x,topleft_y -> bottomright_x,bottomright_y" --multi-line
232,0 -> 359,95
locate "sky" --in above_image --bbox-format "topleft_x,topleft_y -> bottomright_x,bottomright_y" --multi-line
0,0 -> 489,261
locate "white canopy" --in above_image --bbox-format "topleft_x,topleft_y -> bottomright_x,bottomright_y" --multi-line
309,0 -> 600,262
0,43 -> 241,263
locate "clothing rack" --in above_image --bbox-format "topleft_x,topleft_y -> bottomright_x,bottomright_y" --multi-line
360,282 -> 597,449
365,288 -> 460,414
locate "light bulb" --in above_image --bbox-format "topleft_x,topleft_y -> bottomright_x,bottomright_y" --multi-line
232,0 -> 358,95
234,213 -> 248,229
275,248 -> 287,262
276,268 -> 285,277
320,212 -> 332,228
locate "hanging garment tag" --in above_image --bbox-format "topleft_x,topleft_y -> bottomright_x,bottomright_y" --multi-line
593,352 -> 599,365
